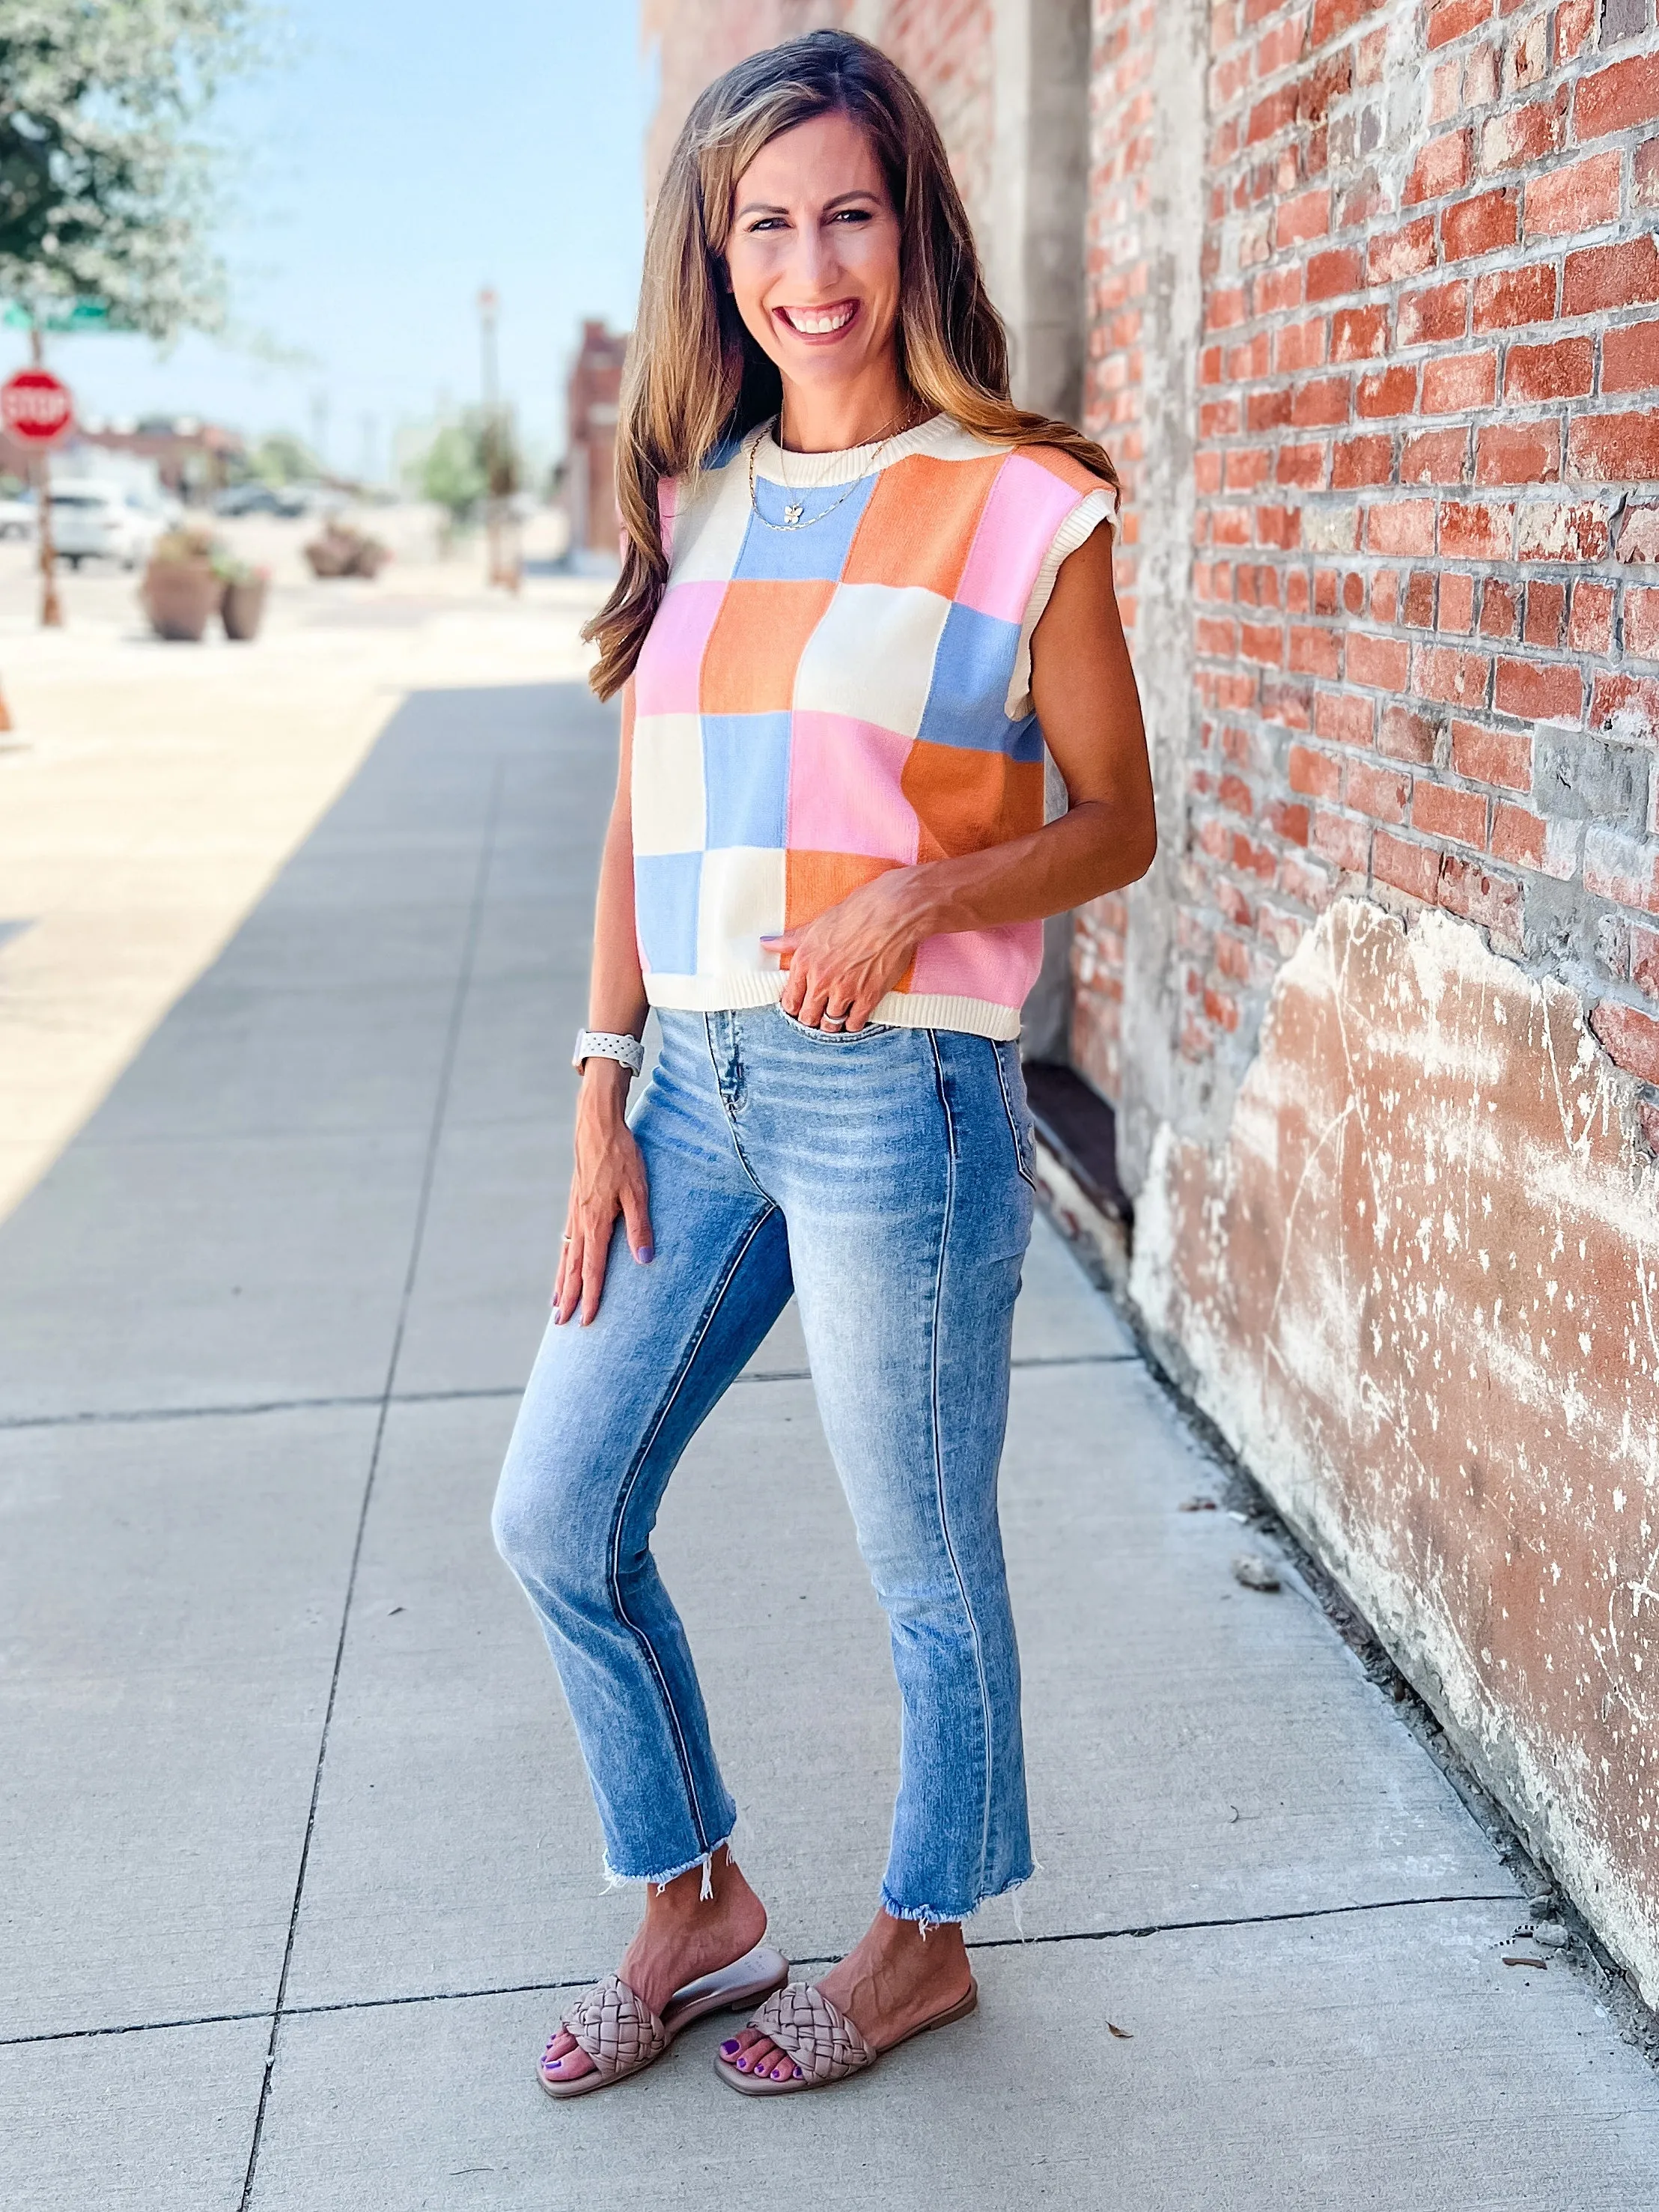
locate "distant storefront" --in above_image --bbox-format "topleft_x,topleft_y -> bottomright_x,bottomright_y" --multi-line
564,320 -> 628,564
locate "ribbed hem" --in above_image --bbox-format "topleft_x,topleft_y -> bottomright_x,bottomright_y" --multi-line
750,412 -> 977,487
645,972 -> 1022,1041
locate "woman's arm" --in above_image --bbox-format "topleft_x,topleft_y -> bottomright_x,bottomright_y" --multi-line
764,522 -> 1154,1031
554,695 -> 656,1326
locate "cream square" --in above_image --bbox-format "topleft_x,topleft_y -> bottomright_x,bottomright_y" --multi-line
668,466 -> 754,585
792,583 -> 952,739
695,845 -> 787,974
630,713 -> 705,856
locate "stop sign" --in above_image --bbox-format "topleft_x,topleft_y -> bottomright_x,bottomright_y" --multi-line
1,368 -> 73,444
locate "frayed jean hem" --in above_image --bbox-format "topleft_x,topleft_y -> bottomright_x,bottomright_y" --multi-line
880,1862 -> 1037,1931
602,1828 -> 736,1901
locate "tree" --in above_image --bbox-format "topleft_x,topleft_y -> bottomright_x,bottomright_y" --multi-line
418,419 -> 489,527
0,1 -> 262,340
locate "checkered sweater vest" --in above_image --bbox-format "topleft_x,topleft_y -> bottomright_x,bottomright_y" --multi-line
624,413 -> 1115,1041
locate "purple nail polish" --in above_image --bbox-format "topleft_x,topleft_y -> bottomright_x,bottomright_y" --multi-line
792,2065 -> 802,2079
720,2039 -> 739,2054
636,1243 -> 654,1264
736,2058 -> 749,2071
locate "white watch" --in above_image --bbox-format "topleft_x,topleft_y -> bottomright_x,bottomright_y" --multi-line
573,1029 -> 645,1076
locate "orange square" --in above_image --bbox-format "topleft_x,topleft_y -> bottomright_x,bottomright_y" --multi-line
699,579 -> 835,715
901,741 -> 1044,862
841,455 -> 1004,599
784,850 -> 916,993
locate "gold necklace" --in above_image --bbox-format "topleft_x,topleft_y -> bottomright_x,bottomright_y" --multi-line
746,407 -> 921,532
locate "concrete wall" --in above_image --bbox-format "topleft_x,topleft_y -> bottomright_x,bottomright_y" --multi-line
643,0 -> 1659,2001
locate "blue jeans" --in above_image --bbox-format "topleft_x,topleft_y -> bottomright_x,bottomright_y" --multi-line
492,1005 -> 1037,1924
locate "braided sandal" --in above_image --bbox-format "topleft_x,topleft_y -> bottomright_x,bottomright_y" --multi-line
715,1975 -> 978,2097
539,1943 -> 789,2100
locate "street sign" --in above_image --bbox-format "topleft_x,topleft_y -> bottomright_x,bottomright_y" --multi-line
1,368 -> 73,444
1,301 -> 109,334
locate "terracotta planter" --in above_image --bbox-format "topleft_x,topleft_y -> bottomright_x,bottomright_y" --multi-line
141,561 -> 220,642
222,577 -> 268,641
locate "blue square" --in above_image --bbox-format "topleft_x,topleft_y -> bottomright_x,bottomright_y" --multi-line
633,851 -> 701,975
731,470 -> 877,584
916,601 -> 1026,753
702,712 -> 792,848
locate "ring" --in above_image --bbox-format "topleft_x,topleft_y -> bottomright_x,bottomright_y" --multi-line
821,1013 -> 847,1030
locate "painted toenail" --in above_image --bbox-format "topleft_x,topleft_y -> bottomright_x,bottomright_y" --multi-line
792,2065 -> 802,2078
720,2039 -> 740,2054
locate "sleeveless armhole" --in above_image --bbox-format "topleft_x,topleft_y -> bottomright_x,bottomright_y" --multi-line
1005,487 -> 1118,720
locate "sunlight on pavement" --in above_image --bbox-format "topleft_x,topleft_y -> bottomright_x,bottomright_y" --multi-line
0,506 -> 609,1223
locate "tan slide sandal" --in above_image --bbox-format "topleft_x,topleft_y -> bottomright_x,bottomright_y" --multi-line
715,1975 -> 978,2096
539,1943 -> 790,2100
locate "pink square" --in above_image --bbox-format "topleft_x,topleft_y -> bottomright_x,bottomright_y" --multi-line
909,920 -> 1043,1008
635,581 -> 725,715
955,456 -> 1081,623
786,713 -> 920,863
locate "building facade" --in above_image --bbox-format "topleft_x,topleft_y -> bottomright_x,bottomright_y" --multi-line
643,0 -> 1659,2006
565,319 -> 630,561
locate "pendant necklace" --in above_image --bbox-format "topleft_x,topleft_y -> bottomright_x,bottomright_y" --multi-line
746,405 -> 922,534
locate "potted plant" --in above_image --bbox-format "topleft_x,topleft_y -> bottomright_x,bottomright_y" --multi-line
216,551 -> 270,641
303,518 -> 390,579
141,528 -> 222,642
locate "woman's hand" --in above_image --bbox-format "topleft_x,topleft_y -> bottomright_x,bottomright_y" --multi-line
761,868 -> 928,1031
554,1060 -> 654,1326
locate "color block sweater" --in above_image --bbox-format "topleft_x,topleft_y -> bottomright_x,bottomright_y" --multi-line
624,412 -> 1115,1041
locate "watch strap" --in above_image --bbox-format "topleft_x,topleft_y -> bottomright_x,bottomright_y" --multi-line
573,1029 -> 645,1076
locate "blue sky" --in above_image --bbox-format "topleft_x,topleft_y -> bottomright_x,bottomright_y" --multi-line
24,0 -> 651,473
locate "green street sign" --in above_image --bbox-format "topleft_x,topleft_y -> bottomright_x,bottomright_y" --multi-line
2,301 -> 112,333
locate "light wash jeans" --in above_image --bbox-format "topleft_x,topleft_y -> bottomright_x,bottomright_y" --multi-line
492,1005 -> 1038,1924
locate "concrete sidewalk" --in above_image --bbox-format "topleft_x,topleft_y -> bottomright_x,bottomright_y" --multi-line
4,679 -> 1657,2211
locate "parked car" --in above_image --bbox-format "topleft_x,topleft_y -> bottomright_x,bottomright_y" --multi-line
0,490 -> 33,540
49,484 -> 165,570
213,481 -> 308,519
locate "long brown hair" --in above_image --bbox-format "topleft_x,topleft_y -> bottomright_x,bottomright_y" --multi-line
584,28 -> 1118,701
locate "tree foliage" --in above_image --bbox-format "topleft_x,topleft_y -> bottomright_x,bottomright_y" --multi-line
418,419 -> 489,524
0,1 -> 262,340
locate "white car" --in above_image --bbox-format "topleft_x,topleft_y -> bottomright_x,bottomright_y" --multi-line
0,492 -> 32,539
49,484 -> 165,570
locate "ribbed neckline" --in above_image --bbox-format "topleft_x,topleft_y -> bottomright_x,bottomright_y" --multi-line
750,412 -> 954,487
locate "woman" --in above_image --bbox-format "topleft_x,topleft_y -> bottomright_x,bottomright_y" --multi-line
492,29 -> 1153,2099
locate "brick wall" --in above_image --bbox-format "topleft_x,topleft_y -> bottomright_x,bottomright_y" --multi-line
1074,0 -> 1659,1133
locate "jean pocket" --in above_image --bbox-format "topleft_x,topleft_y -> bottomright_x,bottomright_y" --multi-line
993,1041 -> 1041,1192
776,1006 -> 895,1042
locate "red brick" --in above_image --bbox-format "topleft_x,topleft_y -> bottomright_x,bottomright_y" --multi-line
1627,588 -> 1659,662
1379,704 -> 1440,763
1413,779 -> 1487,844
1292,376 -> 1353,427
1372,569 -> 1399,621
1349,761 -> 1410,820
1257,505 -> 1303,549
1333,433 -> 1395,486
1591,673 -> 1659,740
1332,305 -> 1389,361
1479,93 -> 1566,175
1357,365 -> 1418,416
1441,187 -> 1518,261
1440,500 -> 1514,557
1403,569 -> 1437,627
1207,285 -> 1249,332
1277,442 -> 1329,488
1491,802 -> 1547,870
1440,571 -> 1476,632
1619,506 -> 1659,562
1402,427 -> 1469,483
1603,320 -> 1659,397
1246,85 -> 1299,146
1219,771 -> 1255,816
1407,127 -> 1472,204
1436,853 -> 1523,946
1481,579 -> 1521,636
1523,580 -> 1566,648
1568,411 -> 1659,484
1348,632 -> 1411,689
1372,829 -> 1441,899
1265,796 -> 1312,846
1517,499 -> 1613,560
1276,317 -> 1330,371
1427,0 -> 1491,44
1575,52 -> 1659,142
1524,153 -> 1623,240
1472,262 -> 1558,331
1399,280 -> 1470,344
1556,0 -> 1596,64
1591,1001 -> 1659,1087
1366,220 -> 1438,283
1633,926 -> 1659,1000
1367,499 -> 1437,555
1565,237 -> 1659,317
1288,624 -> 1343,675
1226,446 -> 1273,490
1254,264 -> 1304,317
1452,718 -> 1531,789
1196,615 -> 1241,656
1240,618 -> 1284,664
1476,419 -> 1561,484
1307,248 -> 1364,301
1640,138 -> 1659,213
1416,644 -> 1491,705
1568,579 -> 1615,654
1277,189 -> 1331,249
1246,389 -> 1293,433
1309,0 -> 1388,49
1494,656 -> 1583,721
1313,808 -> 1372,871
1288,743 -> 1343,798
1503,337 -> 1594,402
1315,690 -> 1375,745
1422,350 -> 1497,412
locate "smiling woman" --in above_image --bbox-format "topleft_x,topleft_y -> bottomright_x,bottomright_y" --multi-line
489,28 -> 1154,2107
